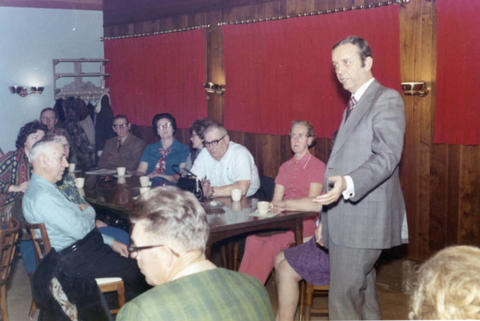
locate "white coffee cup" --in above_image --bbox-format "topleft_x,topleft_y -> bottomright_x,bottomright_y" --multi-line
139,176 -> 150,187
231,188 -> 242,202
116,167 -> 126,176
68,163 -> 76,173
257,201 -> 270,215
74,177 -> 85,189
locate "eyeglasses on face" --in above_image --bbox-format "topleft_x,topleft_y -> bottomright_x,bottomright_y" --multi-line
289,133 -> 311,140
113,123 -> 128,129
128,244 -> 179,257
204,134 -> 226,148
157,122 -> 172,130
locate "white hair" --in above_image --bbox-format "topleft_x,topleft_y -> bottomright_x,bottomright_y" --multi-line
29,139 -> 60,162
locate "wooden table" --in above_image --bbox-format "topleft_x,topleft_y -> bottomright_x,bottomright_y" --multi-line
82,173 -> 317,265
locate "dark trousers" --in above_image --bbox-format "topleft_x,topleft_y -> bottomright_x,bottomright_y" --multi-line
58,229 -> 149,300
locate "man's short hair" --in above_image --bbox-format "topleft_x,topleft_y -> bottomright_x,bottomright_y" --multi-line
409,245 -> 480,319
332,35 -> 373,67
131,186 -> 209,252
113,114 -> 129,124
29,138 -> 60,162
40,107 -> 57,118
204,123 -> 228,138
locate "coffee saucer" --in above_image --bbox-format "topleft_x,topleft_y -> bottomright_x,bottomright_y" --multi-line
250,210 -> 280,218
113,174 -> 132,178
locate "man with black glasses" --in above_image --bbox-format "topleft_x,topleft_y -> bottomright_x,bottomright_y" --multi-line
97,114 -> 145,171
117,187 -> 273,321
191,123 -> 259,198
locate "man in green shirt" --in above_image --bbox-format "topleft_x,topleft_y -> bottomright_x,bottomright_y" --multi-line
117,186 -> 274,321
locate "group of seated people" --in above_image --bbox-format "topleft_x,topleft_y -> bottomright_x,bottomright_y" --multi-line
4,106 -> 475,320
1,102 -> 332,319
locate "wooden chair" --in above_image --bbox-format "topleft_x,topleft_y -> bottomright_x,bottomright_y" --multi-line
298,280 -> 329,321
0,218 -> 20,321
26,223 -> 125,318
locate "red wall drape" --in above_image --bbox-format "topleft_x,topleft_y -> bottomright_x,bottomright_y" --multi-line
434,0 -> 480,145
104,30 -> 207,128
222,5 -> 401,137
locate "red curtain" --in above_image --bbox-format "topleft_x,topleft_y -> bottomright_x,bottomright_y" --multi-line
434,0 -> 480,145
222,5 -> 401,137
104,30 -> 207,128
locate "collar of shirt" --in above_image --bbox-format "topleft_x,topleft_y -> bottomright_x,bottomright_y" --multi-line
119,134 -> 129,144
352,77 -> 375,103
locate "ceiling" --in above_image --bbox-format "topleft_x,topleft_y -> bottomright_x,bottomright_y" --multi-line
0,0 -> 102,10
0,0 -> 274,25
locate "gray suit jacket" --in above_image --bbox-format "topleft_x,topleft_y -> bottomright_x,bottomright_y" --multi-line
321,80 -> 406,249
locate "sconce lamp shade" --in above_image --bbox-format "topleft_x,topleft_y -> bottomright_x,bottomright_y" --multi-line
401,81 -> 429,97
8,85 -> 44,97
30,86 -> 45,94
203,82 -> 226,95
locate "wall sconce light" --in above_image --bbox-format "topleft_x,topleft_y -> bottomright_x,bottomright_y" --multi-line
401,81 -> 429,97
9,86 -> 44,97
203,82 -> 226,95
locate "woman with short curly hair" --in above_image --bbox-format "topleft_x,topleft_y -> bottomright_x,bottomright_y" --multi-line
0,120 -> 47,273
0,120 -> 47,212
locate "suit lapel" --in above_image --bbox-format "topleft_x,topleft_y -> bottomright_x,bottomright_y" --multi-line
330,80 -> 381,159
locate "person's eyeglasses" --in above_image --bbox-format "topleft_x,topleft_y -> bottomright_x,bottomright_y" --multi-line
113,123 -> 128,129
289,133 -> 310,140
204,134 -> 226,148
128,244 -> 179,257
157,122 -> 172,130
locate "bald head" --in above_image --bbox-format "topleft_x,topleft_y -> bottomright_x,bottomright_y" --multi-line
30,140 -> 68,183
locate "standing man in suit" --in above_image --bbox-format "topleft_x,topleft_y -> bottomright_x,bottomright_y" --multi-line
314,36 -> 406,319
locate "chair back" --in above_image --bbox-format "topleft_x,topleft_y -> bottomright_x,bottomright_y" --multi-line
26,223 -> 52,261
0,218 -> 20,285
250,176 -> 275,201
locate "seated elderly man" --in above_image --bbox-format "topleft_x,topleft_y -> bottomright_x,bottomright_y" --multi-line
97,114 -> 145,171
191,123 -> 260,197
40,107 -> 60,131
22,138 -> 147,304
117,186 -> 274,321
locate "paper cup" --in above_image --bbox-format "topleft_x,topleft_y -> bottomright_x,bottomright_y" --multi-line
74,177 -> 85,189
231,188 -> 242,202
139,176 -> 150,187
257,201 -> 270,215
68,163 -> 76,173
116,167 -> 126,176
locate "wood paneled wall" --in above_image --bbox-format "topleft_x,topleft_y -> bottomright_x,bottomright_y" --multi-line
104,0 -> 480,261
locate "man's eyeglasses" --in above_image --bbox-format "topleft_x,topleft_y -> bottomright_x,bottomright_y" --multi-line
128,244 -> 179,257
204,134 -> 226,148
157,122 -> 172,130
113,123 -> 128,129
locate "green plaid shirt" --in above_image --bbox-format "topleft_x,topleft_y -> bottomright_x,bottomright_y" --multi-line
117,268 -> 274,321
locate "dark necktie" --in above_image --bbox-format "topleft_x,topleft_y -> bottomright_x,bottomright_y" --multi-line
117,138 -> 122,152
345,96 -> 357,121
